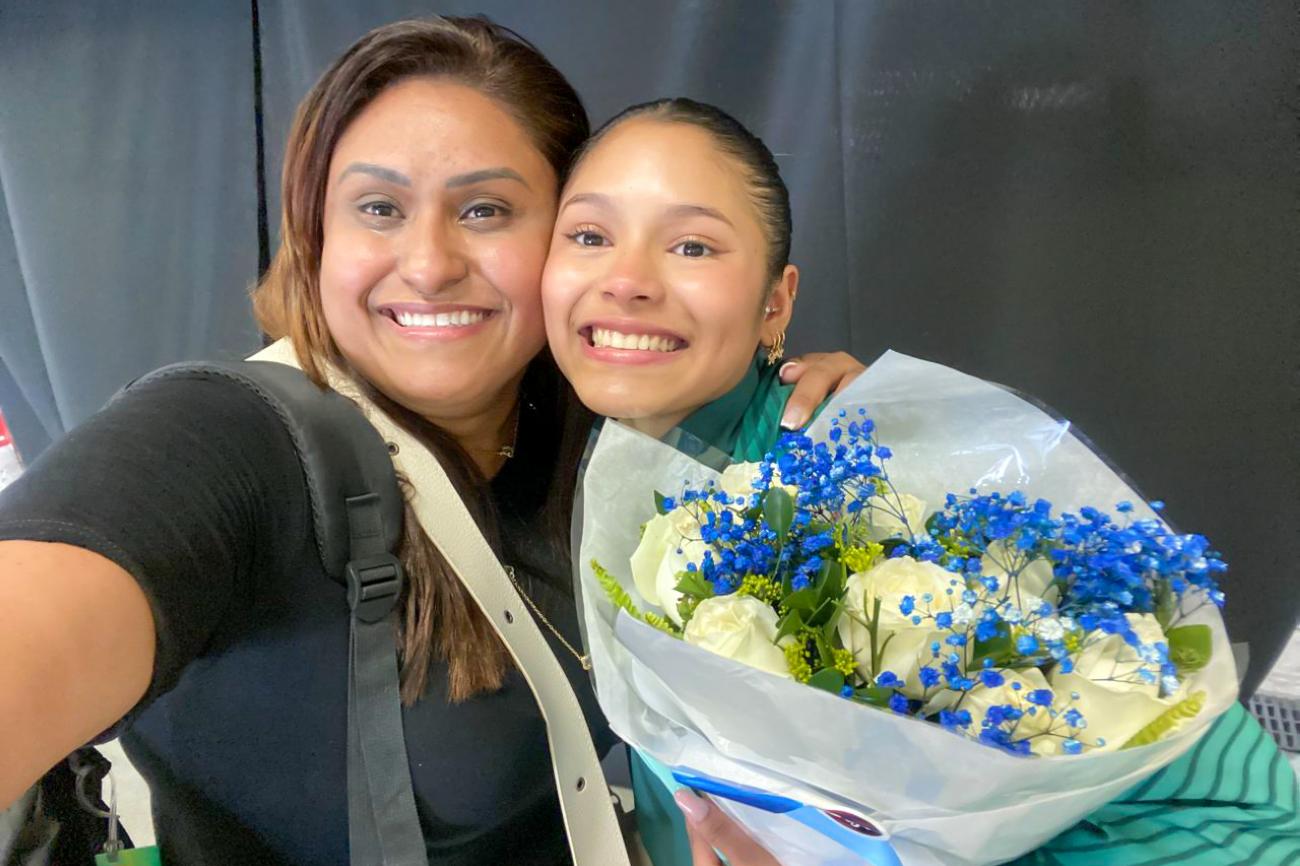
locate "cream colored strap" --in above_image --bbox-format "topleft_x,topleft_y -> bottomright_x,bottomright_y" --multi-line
250,340 -> 629,866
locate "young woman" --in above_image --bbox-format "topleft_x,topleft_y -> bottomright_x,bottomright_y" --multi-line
0,18 -> 861,865
543,98 -> 1300,866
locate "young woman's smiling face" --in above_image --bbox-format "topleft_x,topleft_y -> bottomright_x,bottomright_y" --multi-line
320,77 -> 558,425
542,118 -> 795,436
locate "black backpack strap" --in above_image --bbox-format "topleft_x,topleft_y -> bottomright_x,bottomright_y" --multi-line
123,361 -> 426,865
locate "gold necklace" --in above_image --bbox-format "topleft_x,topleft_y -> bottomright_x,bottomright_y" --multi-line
504,565 -> 591,671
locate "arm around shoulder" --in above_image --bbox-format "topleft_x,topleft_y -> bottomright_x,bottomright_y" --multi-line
0,539 -> 154,809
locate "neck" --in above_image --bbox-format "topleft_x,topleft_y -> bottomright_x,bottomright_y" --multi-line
623,410 -> 690,441
426,380 -> 522,479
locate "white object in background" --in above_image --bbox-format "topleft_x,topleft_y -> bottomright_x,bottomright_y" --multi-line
0,409 -> 23,492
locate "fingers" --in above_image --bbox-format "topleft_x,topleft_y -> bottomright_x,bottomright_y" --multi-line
778,351 -> 867,429
675,790 -> 782,866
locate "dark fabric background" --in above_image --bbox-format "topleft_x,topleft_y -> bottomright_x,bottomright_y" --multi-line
0,0 -> 1295,695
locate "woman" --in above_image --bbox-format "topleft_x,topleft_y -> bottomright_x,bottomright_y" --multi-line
542,98 -> 1300,866
0,18 -> 860,865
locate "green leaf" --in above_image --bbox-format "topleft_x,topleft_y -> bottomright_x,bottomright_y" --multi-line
763,487 -> 795,541
853,685 -> 894,707
1167,624 -> 1213,674
806,597 -> 840,629
807,668 -> 846,694
1154,581 -> 1177,630
783,587 -> 819,612
592,559 -> 641,618
816,560 -> 845,607
654,491 -> 670,515
641,611 -> 681,636
775,609 -> 806,642
674,570 -> 715,599
1122,691 -> 1207,748
813,629 -> 836,669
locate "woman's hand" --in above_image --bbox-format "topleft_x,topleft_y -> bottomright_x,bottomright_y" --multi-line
778,351 -> 867,430
675,790 -> 782,866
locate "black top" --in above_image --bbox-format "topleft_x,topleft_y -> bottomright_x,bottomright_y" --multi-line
0,372 -> 612,865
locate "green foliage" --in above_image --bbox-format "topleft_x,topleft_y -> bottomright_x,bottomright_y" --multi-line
1122,691 -> 1207,749
1167,624 -> 1213,674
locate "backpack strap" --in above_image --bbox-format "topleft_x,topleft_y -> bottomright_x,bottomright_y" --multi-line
248,340 -> 630,866
124,360 -> 424,864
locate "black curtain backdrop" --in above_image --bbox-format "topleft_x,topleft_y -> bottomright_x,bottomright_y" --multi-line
0,1 -> 1296,697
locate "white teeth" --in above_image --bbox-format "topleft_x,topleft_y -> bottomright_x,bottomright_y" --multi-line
589,327 -> 681,352
393,310 -> 487,328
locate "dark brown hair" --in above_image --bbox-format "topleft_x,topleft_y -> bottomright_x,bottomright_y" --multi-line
251,16 -> 590,703
575,97 -> 792,283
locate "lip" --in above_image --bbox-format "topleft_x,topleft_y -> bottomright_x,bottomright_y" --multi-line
375,301 -> 499,341
576,317 -> 688,366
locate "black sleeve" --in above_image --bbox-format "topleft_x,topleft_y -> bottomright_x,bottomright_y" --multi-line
0,374 -> 310,721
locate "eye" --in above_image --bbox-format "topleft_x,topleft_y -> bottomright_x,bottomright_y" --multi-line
461,202 -> 508,221
671,239 -> 714,258
358,200 -> 400,219
568,229 -> 609,248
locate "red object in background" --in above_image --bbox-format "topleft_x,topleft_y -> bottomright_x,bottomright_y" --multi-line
0,409 -> 13,448
0,408 -> 24,490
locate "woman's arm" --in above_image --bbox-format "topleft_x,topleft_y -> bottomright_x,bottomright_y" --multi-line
0,540 -> 155,808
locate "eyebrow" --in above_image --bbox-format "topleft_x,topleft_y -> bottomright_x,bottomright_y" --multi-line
445,167 -> 530,189
337,162 -> 411,187
336,164 -> 530,190
560,192 -> 735,228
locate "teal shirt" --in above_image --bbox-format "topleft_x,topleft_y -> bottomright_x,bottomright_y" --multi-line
630,356 -> 1300,865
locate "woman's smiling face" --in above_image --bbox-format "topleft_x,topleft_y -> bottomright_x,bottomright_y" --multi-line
319,76 -> 559,424
542,118 -> 793,435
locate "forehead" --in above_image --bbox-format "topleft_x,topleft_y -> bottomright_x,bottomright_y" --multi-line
329,77 -> 555,187
568,118 -> 759,218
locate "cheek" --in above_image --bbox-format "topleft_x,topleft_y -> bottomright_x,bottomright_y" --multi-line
478,235 -> 548,337
319,227 -> 392,320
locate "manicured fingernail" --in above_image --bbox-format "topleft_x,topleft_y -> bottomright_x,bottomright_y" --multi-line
778,361 -> 799,381
780,406 -> 805,429
674,789 -> 709,824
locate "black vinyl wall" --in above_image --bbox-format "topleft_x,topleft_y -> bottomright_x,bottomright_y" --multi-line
0,1 -> 1296,696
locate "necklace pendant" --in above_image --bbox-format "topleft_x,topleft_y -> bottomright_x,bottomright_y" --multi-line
497,444 -> 515,458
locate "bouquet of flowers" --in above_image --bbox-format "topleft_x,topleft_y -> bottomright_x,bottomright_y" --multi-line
575,352 -> 1238,866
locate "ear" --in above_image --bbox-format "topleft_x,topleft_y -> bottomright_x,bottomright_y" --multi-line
760,264 -> 799,348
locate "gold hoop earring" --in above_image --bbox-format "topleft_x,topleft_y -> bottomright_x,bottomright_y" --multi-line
765,331 -> 786,366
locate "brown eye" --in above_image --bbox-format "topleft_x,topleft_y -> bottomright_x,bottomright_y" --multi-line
463,203 -> 503,220
571,230 -> 608,247
359,201 -> 399,218
671,239 -> 714,258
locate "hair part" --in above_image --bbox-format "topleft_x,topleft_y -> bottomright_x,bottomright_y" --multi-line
251,16 -> 589,704
573,97 -> 792,284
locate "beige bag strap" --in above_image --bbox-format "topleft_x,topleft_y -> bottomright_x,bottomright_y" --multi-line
250,340 -> 629,866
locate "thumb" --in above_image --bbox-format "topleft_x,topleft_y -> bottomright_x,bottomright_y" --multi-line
675,790 -> 781,866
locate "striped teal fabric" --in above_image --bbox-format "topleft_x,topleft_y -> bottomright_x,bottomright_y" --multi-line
1013,704 -> 1300,866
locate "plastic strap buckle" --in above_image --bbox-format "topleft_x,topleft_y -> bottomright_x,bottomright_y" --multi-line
345,554 -> 404,623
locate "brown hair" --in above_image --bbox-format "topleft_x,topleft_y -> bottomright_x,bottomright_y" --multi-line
251,16 -> 590,703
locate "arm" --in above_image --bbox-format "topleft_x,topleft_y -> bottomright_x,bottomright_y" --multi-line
0,540 -> 154,808
0,374 -> 308,809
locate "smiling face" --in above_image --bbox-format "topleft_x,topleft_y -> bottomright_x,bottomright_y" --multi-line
319,77 -> 558,425
542,118 -> 796,436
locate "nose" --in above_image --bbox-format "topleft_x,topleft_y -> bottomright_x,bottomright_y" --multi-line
397,216 -> 470,295
599,244 -> 664,306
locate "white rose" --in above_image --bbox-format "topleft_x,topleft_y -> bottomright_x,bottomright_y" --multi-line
1049,613 -> 1176,752
980,540 -> 1058,602
956,667 -> 1061,756
717,462 -> 798,510
838,556 -> 958,698
717,462 -> 764,506
629,507 -> 705,625
860,492 -> 928,542
684,594 -> 790,678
